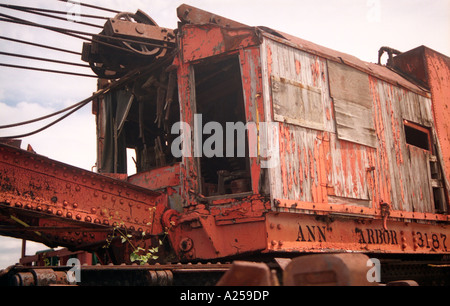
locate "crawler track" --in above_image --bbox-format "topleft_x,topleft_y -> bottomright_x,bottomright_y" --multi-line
2,256 -> 450,286
0,262 -> 232,286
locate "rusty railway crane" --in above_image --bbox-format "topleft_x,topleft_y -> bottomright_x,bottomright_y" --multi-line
0,4 -> 449,286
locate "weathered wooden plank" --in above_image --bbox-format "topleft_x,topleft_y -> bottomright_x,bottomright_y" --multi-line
370,76 -> 435,213
328,59 -> 376,148
404,145 -> 434,213
261,36 -> 439,214
334,98 -> 377,148
271,75 -> 324,131
328,60 -> 372,108
399,89 -> 433,127
329,135 -> 371,201
261,38 -> 334,204
276,123 -> 325,203
265,39 -> 335,132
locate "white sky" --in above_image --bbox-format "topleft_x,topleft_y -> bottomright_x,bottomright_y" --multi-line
0,0 -> 449,269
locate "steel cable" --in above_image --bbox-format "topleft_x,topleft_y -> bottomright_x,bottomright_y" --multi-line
56,0 -> 120,14
0,63 -> 97,78
0,35 -> 82,56
0,51 -> 90,68
0,54 -> 174,139
0,98 -> 92,139
0,14 -> 174,50
0,99 -> 93,129
0,4 -> 109,20
0,3 -> 104,28
0,14 -> 172,55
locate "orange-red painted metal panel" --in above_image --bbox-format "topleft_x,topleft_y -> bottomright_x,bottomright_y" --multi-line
266,212 -> 450,254
180,25 -> 260,63
128,163 -> 180,190
0,143 -> 166,254
424,49 -> 450,190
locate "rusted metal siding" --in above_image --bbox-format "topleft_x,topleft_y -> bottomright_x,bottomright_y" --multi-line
179,24 -> 260,63
424,50 -> 450,208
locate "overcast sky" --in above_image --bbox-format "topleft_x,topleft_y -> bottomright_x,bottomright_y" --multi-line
0,0 -> 449,269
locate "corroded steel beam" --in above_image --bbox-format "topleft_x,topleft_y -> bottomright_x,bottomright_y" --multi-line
0,142 -> 167,254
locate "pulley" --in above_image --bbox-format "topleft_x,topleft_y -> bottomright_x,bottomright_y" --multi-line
82,10 -> 176,79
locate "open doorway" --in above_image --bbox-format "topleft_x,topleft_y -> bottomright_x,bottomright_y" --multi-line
194,55 -> 251,196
